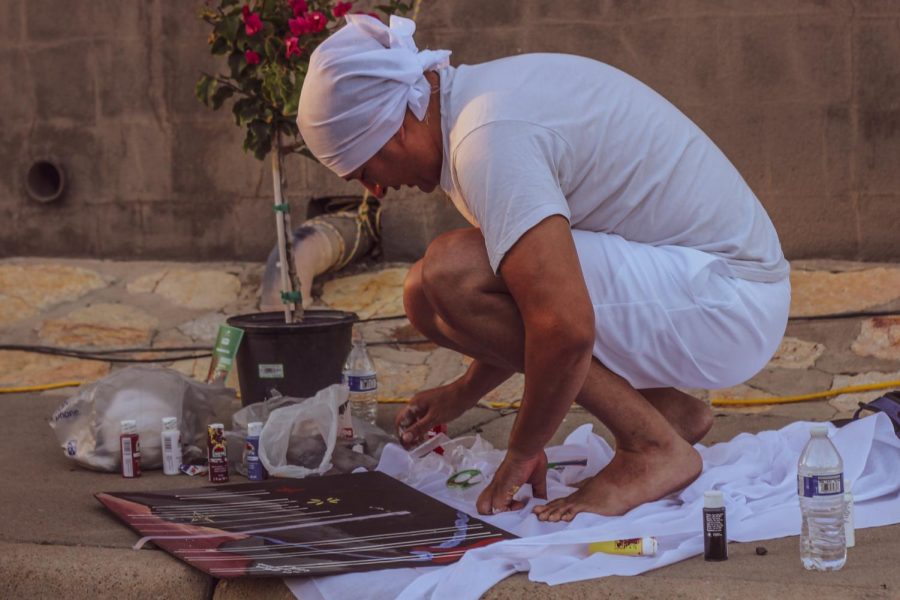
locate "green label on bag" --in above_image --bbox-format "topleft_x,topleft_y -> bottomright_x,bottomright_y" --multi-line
205,325 -> 244,384
258,364 -> 284,379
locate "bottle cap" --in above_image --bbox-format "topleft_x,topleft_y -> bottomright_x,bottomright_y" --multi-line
641,536 -> 658,556
704,490 -> 724,509
247,422 -> 263,437
161,417 -> 178,430
208,423 -> 224,431
121,420 -> 137,434
810,424 -> 828,437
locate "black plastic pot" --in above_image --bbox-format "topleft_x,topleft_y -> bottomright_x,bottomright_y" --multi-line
226,310 -> 358,406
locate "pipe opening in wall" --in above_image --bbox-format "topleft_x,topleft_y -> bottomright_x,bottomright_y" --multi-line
25,160 -> 66,203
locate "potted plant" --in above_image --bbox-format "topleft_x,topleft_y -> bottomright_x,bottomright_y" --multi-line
195,0 -> 415,404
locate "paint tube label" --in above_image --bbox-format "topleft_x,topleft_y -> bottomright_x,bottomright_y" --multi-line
246,436 -> 266,481
208,458 -> 229,483
799,473 -> 844,497
121,434 -> 141,478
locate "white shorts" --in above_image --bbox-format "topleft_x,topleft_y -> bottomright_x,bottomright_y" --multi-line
572,230 -> 791,390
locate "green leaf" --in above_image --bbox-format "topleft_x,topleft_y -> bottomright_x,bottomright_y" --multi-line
228,51 -> 247,78
210,85 -> 234,109
210,35 -> 229,55
195,75 -> 215,106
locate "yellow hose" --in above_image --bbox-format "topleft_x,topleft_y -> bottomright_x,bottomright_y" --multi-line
0,381 -> 84,394
710,380 -> 900,407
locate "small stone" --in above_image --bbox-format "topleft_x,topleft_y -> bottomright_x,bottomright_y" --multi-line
0,350 -> 110,388
154,269 -> 241,310
321,267 -> 409,321
0,263 -> 108,327
851,316 -> 900,361
768,337 -> 826,369
829,371 -> 900,414
790,268 -> 900,318
755,546 -> 768,556
39,303 -> 158,348
178,313 -> 227,343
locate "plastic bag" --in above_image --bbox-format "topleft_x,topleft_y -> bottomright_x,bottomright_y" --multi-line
257,384 -> 345,478
49,366 -> 238,472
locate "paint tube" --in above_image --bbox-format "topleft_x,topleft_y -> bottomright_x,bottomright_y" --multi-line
245,421 -> 267,481
161,417 -> 182,476
703,490 -> 728,561
120,419 -> 141,478
588,537 -> 657,557
207,423 -> 229,483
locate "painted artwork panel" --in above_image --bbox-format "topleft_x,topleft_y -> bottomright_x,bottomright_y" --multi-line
97,471 -> 515,577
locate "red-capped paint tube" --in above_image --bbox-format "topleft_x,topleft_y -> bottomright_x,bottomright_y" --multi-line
120,419 -> 141,479
207,423 -> 229,483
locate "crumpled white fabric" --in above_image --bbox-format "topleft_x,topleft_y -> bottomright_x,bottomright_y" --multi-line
286,414 -> 900,599
297,15 -> 451,177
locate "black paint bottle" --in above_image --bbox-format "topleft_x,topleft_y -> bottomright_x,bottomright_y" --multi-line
703,490 -> 728,561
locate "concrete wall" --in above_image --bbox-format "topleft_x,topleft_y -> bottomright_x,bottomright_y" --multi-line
1,1 -> 898,262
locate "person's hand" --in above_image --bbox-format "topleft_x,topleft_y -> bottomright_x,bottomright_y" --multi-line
395,382 -> 475,448
476,450 -> 548,515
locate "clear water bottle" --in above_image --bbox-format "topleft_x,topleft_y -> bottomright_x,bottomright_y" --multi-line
798,424 -> 846,571
342,334 -> 377,425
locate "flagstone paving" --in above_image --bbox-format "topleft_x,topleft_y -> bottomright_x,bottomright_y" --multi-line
2,258 -> 900,421
1,256 -> 899,599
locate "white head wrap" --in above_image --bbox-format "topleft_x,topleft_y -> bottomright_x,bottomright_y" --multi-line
297,15 -> 451,177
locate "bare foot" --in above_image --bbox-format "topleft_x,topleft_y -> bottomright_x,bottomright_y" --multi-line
534,438 -> 702,521
641,388 -> 714,445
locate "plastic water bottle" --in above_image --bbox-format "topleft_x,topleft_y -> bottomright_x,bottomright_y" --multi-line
342,334 -> 377,425
798,424 -> 846,571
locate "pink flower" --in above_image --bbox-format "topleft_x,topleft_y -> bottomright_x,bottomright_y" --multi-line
333,2 -> 352,18
288,15 -> 309,36
245,49 -> 260,65
306,11 -> 327,33
290,0 -> 308,16
242,5 -> 263,36
290,11 -> 327,35
285,36 -> 303,58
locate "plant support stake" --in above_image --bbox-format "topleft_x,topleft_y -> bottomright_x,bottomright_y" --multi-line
271,135 -> 303,323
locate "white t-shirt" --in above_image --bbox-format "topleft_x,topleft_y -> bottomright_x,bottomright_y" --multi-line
437,54 -> 789,283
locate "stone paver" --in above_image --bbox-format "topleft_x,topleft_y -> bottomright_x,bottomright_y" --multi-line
129,268 -> 242,311
790,267 -> 900,317
852,316 -> 900,361
0,263 -> 109,327
38,302 -> 158,348
320,266 -> 408,320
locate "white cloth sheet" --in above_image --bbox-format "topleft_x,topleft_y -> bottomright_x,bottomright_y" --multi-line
286,414 -> 900,599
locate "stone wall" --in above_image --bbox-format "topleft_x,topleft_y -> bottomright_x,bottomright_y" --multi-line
2,1 -> 898,262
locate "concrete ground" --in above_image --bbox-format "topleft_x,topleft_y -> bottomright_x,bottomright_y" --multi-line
1,257 -> 899,599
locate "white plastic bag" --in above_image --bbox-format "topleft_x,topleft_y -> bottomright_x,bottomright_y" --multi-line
257,383 -> 347,478
49,366 -> 238,472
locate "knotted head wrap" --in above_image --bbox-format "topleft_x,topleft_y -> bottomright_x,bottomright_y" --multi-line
297,15 -> 451,177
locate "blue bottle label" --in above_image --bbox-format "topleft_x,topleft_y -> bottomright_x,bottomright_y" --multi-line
246,436 -> 267,481
799,473 -> 843,497
347,374 -> 377,392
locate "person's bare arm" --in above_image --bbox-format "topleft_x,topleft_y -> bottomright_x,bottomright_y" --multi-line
476,215 -> 595,514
